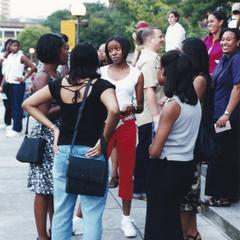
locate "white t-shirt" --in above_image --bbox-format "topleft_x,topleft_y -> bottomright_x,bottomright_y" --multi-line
165,22 -> 186,52
100,64 -> 141,111
228,16 -> 239,28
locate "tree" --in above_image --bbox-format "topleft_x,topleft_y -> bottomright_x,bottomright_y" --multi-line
43,9 -> 73,33
17,25 -> 51,54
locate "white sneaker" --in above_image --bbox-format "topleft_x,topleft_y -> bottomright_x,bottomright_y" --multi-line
6,129 -> 22,138
72,216 -> 83,235
121,216 -> 137,238
0,124 -> 7,130
6,125 -> 12,131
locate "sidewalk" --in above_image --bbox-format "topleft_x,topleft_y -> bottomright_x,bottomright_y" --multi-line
0,103 -> 230,240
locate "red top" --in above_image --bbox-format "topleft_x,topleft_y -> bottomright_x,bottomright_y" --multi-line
204,34 -> 223,75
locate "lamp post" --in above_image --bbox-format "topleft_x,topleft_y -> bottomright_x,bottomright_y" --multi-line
70,0 -> 87,44
28,48 -> 35,62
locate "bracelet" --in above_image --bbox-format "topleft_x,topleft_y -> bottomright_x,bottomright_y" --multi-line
224,111 -> 231,116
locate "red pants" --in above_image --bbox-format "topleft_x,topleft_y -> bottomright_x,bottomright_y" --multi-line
107,120 -> 136,200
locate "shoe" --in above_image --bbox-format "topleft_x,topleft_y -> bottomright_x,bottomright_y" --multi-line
6,129 -> 22,137
0,124 -> 7,130
121,216 -> 137,238
109,176 -> 118,188
202,197 -> 231,207
72,216 -> 83,235
133,193 -> 147,201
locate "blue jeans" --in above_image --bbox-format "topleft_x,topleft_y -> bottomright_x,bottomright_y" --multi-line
9,83 -> 25,132
52,145 -> 108,240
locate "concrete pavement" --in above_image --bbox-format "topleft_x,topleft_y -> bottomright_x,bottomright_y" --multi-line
0,102 -> 230,240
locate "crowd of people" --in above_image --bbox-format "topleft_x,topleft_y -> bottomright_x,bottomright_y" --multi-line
1,3 -> 240,240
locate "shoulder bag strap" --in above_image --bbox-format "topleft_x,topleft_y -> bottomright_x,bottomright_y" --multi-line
69,79 -> 93,155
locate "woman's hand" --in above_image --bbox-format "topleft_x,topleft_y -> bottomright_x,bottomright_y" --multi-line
85,139 -> 102,157
52,126 -> 60,154
159,96 -> 168,109
216,114 -> 230,128
120,104 -> 135,117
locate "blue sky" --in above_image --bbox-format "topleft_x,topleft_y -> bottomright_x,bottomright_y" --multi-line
11,0 -> 109,18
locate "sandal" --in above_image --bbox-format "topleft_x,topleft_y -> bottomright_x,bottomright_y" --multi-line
109,176 -> 118,188
186,232 -> 202,240
202,197 -> 231,207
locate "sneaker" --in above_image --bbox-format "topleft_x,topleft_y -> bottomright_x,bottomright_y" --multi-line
72,216 -> 83,235
0,124 -> 7,130
121,216 -> 137,238
6,129 -> 22,138
6,125 -> 12,131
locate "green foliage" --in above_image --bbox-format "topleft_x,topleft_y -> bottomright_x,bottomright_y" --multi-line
76,3 -> 135,47
17,25 -> 51,53
43,9 -> 73,33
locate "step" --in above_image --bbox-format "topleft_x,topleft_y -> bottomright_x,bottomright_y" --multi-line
201,165 -> 240,240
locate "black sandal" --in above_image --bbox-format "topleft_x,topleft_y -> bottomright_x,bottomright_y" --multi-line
186,232 -> 202,240
202,197 -> 231,207
109,176 -> 118,188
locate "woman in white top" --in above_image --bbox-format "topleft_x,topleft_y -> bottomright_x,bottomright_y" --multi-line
101,35 -> 144,238
144,50 -> 201,240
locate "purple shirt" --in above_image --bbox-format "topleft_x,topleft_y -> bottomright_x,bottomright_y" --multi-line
212,49 -> 240,120
204,35 -> 223,75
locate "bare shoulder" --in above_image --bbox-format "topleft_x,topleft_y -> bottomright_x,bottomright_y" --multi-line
194,75 -> 207,84
33,71 -> 50,92
162,100 -> 181,121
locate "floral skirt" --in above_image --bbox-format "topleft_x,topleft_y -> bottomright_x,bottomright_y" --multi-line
180,164 -> 201,213
27,120 -> 60,195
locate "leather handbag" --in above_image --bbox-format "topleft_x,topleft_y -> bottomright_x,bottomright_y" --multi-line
66,79 -> 108,196
16,115 -> 46,164
194,110 -> 221,163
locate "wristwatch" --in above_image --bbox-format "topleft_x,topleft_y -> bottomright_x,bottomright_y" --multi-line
224,111 -> 231,116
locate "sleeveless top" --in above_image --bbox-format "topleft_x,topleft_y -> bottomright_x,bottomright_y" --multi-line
100,64 -> 141,111
4,51 -> 25,84
160,95 -> 202,161
48,78 -> 115,146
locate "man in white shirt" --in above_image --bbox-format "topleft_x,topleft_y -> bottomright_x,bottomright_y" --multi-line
134,27 -> 165,200
165,10 -> 186,52
228,2 -> 240,28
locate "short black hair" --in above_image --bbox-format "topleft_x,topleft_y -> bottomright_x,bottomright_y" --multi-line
220,27 -> 240,42
11,40 -> 20,46
168,10 -> 180,21
68,42 -> 100,85
105,35 -> 131,63
161,50 -> 198,105
4,39 -> 13,50
36,33 -> 65,64
59,33 -> 69,43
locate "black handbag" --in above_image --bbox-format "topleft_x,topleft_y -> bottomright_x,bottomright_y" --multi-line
194,110 -> 221,162
66,79 -> 108,196
16,115 -> 46,164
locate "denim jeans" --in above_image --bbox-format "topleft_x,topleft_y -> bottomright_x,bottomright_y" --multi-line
9,83 -> 25,132
52,145 -> 108,240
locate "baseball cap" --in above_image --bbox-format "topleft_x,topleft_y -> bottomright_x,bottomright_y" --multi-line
232,2 -> 240,13
135,21 -> 149,30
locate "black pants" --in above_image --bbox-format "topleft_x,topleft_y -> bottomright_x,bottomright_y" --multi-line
134,123 -> 152,194
205,123 -> 239,199
3,83 -> 12,126
144,159 -> 194,240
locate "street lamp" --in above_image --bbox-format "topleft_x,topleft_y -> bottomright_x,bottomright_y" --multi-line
70,0 -> 87,44
28,48 -> 35,62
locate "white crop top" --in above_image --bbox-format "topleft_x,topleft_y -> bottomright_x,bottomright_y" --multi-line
100,64 -> 141,110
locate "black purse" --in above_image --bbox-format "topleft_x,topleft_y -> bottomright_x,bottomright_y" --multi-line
66,79 -> 108,197
194,110 -> 221,163
16,115 -> 46,164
